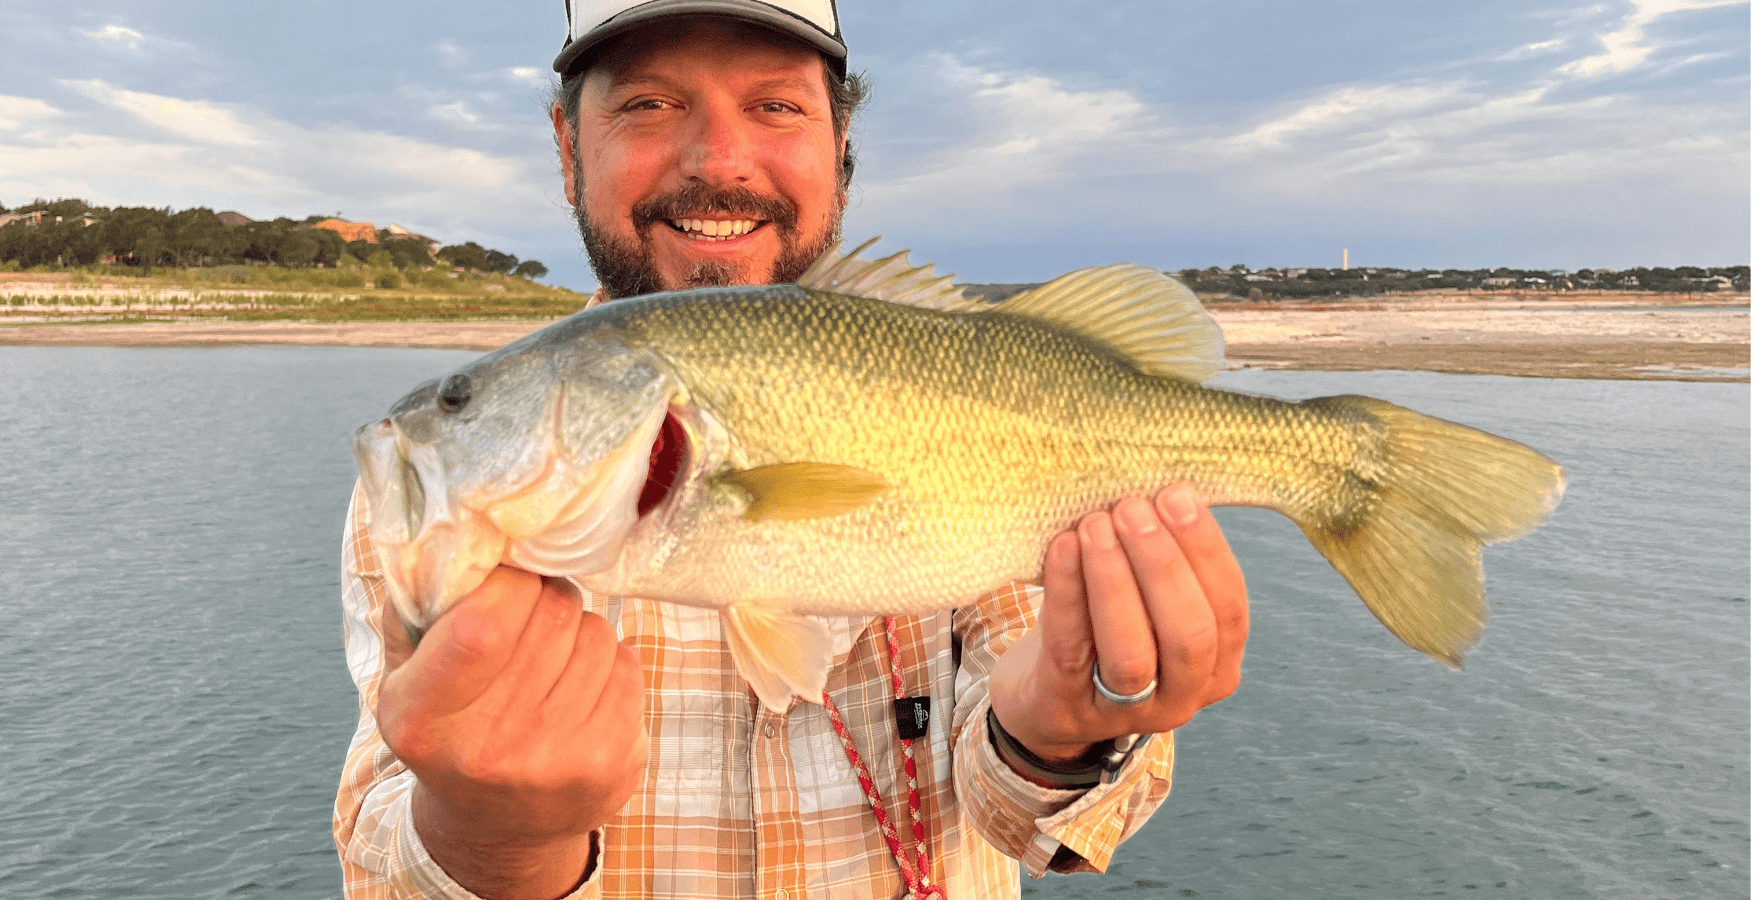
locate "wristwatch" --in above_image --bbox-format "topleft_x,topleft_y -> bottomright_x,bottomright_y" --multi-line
986,708 -> 1151,788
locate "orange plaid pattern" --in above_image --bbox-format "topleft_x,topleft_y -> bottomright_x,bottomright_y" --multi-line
334,489 -> 1176,898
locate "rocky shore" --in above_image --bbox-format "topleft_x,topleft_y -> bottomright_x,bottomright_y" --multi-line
1,292 -> 1745,382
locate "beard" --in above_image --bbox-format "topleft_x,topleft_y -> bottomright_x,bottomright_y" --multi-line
575,181 -> 844,300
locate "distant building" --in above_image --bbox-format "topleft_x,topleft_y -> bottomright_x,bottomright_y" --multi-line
0,211 -> 46,228
313,218 -> 378,243
0,211 -> 97,228
216,211 -> 252,227
1481,277 -> 1517,288
385,223 -> 441,255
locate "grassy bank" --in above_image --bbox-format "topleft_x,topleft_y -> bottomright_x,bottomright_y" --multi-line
0,263 -> 590,323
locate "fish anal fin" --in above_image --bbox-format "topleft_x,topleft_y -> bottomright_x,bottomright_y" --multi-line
996,265 -> 1226,383
722,603 -> 834,712
722,462 -> 890,521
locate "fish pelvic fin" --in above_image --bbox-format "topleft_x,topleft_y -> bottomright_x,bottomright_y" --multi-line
798,237 -> 981,312
721,462 -> 890,521
722,603 -> 835,712
1299,395 -> 1568,668
995,265 -> 1226,383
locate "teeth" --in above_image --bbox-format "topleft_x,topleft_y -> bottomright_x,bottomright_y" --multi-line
671,218 -> 758,240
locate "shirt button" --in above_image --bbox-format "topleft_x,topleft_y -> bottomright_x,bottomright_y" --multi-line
775,890 -> 788,900
764,724 -> 777,739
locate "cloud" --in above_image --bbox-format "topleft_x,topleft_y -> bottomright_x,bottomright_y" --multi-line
81,24 -> 145,50
1222,82 -> 1469,151
429,100 -> 483,127
1560,0 -> 1747,77
66,79 -> 262,147
0,81 -> 558,239
0,95 -> 61,130
858,55 -> 1149,213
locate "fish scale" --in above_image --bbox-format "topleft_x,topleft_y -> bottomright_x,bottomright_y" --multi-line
354,241 -> 1566,711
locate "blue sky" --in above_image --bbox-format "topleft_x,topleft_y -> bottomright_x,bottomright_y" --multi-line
1,1 -> 1747,291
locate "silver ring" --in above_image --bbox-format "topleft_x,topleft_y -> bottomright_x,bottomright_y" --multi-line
1092,666 -> 1157,704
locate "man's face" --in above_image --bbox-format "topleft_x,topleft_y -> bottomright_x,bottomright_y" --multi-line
556,19 -> 846,298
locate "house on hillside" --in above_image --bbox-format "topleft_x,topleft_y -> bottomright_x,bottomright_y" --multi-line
385,223 -> 440,255
0,211 -> 97,228
313,218 -> 378,243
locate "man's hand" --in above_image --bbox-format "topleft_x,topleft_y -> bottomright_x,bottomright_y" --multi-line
989,484 -> 1249,770
375,566 -> 648,900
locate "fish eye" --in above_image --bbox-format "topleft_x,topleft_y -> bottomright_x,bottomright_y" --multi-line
437,373 -> 472,414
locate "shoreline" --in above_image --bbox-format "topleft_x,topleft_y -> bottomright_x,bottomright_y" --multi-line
1,297 -> 1746,382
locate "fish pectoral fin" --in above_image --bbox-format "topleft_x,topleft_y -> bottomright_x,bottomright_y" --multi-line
722,603 -> 834,713
994,265 -> 1226,383
722,462 -> 890,521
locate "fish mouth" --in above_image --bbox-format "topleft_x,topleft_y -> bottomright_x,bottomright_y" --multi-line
638,408 -> 690,517
356,388 -> 672,629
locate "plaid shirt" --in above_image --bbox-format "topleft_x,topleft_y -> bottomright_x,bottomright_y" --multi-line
335,486 -> 1177,899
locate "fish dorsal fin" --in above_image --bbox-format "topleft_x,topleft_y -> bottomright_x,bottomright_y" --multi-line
722,462 -> 890,521
995,265 -> 1226,383
798,237 -> 980,312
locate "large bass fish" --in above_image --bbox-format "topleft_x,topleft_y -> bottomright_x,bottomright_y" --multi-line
353,239 -> 1566,712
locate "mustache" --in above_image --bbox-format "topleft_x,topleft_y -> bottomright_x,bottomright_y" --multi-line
631,183 -> 798,234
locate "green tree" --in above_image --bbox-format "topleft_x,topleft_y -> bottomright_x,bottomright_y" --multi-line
437,241 -> 489,271
513,259 -> 549,279
277,232 -> 319,268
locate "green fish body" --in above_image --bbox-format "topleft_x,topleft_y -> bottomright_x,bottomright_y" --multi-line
354,240 -> 1566,711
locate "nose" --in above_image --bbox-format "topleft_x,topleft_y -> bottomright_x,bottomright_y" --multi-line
678,98 -> 753,187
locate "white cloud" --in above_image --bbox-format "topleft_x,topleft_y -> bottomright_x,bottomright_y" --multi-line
66,79 -> 262,147
1560,0 -> 1747,77
1187,76 -> 1746,199
429,100 -> 483,127
0,83 -> 557,238
82,24 -> 144,50
860,56 -> 1148,211
0,95 -> 61,130
1222,82 -> 1468,151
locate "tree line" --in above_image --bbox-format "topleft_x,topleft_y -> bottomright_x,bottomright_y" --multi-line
1179,263 -> 1751,300
0,198 -> 547,279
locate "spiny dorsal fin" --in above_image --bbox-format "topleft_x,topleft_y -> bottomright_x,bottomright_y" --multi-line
798,237 -> 979,312
995,265 -> 1226,383
721,462 -> 890,521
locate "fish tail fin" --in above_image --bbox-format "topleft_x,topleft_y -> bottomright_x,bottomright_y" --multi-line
1296,395 -> 1567,667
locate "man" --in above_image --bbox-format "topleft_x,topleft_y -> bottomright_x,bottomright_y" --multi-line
334,2 -> 1249,897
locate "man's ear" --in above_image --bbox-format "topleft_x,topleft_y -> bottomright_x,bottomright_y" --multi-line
553,103 -> 580,206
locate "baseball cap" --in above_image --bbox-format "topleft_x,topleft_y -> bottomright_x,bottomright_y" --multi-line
555,0 -> 846,78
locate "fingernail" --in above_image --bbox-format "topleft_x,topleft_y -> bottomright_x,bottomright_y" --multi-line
1049,534 -> 1080,574
1116,497 -> 1158,535
1159,484 -> 1199,527
1081,513 -> 1118,550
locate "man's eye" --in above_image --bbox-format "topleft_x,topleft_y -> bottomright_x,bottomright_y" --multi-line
757,102 -> 797,115
625,99 -> 670,112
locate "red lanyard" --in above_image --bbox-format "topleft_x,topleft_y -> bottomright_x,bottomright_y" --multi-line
821,616 -> 947,899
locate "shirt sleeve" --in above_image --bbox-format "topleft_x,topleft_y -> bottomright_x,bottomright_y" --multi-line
332,484 -> 603,899
947,582 -> 1177,878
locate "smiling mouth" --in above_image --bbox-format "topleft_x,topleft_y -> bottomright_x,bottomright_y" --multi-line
667,218 -> 762,241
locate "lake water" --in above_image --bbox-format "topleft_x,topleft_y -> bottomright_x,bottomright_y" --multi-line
0,348 -> 1746,899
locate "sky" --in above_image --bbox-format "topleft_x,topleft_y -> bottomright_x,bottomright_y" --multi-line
0,1 -> 1747,292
